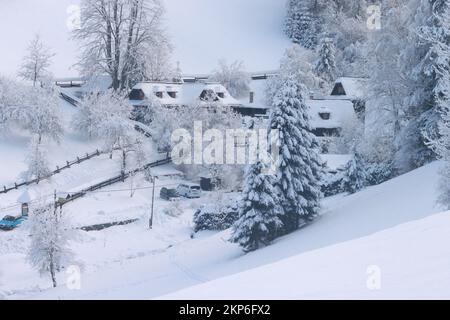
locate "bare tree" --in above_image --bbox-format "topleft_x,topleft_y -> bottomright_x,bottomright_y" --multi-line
18,34 -> 54,87
209,60 -> 251,98
73,0 -> 170,90
28,203 -> 75,288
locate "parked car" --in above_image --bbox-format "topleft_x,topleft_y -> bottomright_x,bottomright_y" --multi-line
0,215 -> 26,231
160,187 -> 179,201
176,183 -> 201,199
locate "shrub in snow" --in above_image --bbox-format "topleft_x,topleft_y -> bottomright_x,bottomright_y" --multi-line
193,201 -> 238,233
365,161 -> 394,186
321,169 -> 345,197
28,203 -> 75,288
341,151 -> 367,194
163,201 -> 183,217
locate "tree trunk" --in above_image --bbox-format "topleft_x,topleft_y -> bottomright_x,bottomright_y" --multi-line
49,250 -> 57,288
122,149 -> 127,176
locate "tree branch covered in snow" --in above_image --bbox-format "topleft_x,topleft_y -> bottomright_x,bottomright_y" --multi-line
73,0 -> 172,90
18,34 -> 54,87
28,203 -> 76,288
209,60 -> 251,98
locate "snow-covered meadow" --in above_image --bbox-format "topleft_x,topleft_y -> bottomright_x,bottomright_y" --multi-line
2,0 -> 450,302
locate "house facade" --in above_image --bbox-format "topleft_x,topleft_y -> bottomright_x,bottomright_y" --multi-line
328,77 -> 368,121
129,81 -> 242,110
237,74 -> 360,137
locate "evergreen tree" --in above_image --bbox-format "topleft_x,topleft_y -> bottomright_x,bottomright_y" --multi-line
269,74 -> 323,233
230,161 -> 282,252
315,37 -> 337,83
397,0 -> 450,171
341,150 -> 367,194
426,2 -> 450,208
285,0 -> 318,49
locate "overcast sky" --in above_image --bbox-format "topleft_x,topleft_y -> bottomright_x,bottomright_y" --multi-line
0,0 -> 288,79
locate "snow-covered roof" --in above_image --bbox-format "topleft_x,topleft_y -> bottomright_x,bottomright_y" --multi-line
130,81 -> 241,107
17,188 -> 31,204
329,77 -> 368,100
237,78 -> 270,109
306,99 -> 356,130
237,78 -> 357,129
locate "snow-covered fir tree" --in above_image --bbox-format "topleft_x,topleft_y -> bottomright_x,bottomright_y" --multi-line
341,149 -> 367,194
417,0 -> 450,141
18,34 -> 54,87
395,0 -> 448,172
209,60 -> 251,98
23,135 -> 51,181
230,161 -> 282,252
28,203 -> 75,288
425,2 -> 450,208
315,37 -> 337,83
285,0 -> 318,49
269,74 -> 323,233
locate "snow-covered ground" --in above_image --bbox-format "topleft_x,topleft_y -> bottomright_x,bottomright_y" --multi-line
0,98 -> 163,218
1,153 -> 445,299
164,209 -> 450,299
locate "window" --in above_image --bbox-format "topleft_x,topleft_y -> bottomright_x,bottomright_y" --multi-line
155,91 -> 163,98
200,89 -> 218,101
217,92 -> 225,99
167,91 -> 177,98
331,83 -> 346,96
249,92 -> 254,103
129,89 -> 145,100
319,112 -> 331,120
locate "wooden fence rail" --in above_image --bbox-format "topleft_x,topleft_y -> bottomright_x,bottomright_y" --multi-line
57,157 -> 172,207
0,149 -> 105,195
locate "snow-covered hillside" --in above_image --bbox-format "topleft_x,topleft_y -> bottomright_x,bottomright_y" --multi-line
2,161 -> 444,299
164,210 -> 450,299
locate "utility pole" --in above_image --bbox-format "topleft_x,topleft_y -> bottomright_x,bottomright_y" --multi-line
149,176 -> 156,229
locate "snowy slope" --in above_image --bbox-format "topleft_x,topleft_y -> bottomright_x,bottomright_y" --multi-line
6,161 -> 443,299
164,210 -> 450,299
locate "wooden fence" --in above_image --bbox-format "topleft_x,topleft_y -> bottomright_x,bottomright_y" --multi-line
0,149 -> 109,195
57,157 -> 172,207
